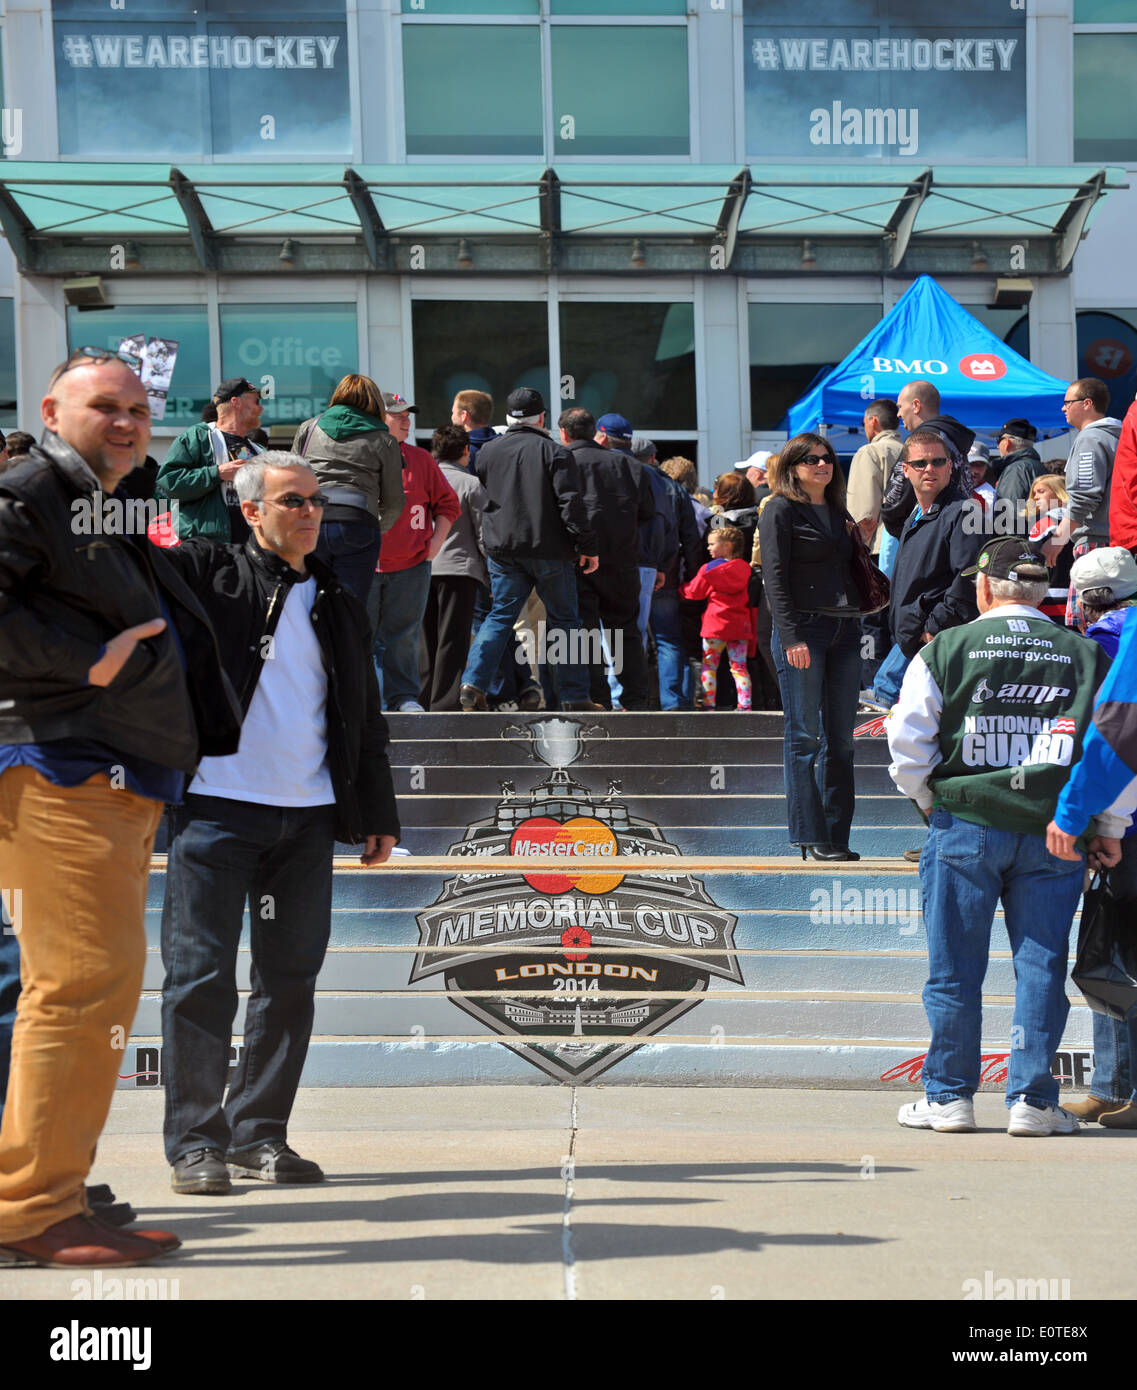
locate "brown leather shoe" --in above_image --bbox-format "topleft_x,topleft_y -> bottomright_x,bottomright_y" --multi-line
563,700 -> 606,712
0,1214 -> 177,1268
90,1214 -> 181,1254
1099,1101 -> 1137,1129
1062,1095 -> 1125,1121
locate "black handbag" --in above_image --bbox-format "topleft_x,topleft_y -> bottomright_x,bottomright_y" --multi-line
1072,872 -> 1137,1022
844,517 -> 891,615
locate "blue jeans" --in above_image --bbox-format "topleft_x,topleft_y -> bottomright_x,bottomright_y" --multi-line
651,587 -> 692,710
872,641 -> 911,709
160,795 -> 336,1163
920,809 -> 1085,1109
463,557 -> 590,705
0,923 -> 19,1125
1087,834 -> 1137,1102
771,614 -> 861,848
471,582 -> 536,703
314,515 -> 381,610
637,566 -> 656,637
368,560 -> 432,710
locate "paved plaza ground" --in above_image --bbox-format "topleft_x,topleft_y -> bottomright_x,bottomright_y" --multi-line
3,1086 -> 1133,1304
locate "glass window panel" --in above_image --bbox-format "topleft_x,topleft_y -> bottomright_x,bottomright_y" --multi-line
561,302 -> 695,430
66,303 -> 211,431
411,300 -> 549,431
403,26 -> 541,156
552,1 -> 686,13
220,303 -> 358,430
207,22 -> 350,155
1074,35 -> 1137,161
0,299 -> 16,428
963,305 -> 1029,359
402,1 -> 538,11
551,27 -> 688,156
1074,0 -> 1137,19
1077,309 -> 1137,421
748,302 -> 880,431
54,23 -> 208,156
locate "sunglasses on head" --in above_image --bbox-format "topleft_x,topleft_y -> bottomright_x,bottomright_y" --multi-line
57,345 -> 143,379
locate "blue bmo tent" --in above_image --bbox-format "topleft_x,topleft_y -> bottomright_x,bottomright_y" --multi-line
783,275 -> 1068,439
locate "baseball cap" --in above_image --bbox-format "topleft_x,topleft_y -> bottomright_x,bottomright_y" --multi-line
505,387 -> 545,419
967,442 -> 991,465
1070,546 -> 1137,602
998,417 -> 1037,442
630,435 -> 656,461
213,377 -> 260,403
737,449 -> 772,474
962,538 -> 1049,583
382,391 -> 418,414
596,412 -> 632,440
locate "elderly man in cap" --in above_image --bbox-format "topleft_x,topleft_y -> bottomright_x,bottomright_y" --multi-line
991,418 -> 1045,526
158,378 -> 266,541
889,537 -> 1132,1137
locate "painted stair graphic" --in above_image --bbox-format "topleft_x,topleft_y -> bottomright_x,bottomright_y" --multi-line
122,713 -> 1097,1092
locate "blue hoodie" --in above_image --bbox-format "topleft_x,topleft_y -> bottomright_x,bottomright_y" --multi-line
1055,606 -> 1137,837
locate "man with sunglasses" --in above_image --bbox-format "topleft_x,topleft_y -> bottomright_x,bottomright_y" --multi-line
873,426 -> 982,711
0,350 -> 241,1266
157,377 -> 267,543
157,453 -> 400,1195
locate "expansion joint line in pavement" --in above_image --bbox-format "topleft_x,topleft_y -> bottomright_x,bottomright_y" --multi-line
562,1088 -> 579,1301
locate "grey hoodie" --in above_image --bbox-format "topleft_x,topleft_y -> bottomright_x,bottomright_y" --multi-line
1065,416 -> 1123,544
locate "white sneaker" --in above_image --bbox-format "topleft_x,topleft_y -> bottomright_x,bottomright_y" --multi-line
1007,1098 -> 1080,1137
897,1097 -> 977,1132
396,700 -> 425,712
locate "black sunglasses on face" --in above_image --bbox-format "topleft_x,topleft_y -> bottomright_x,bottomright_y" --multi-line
906,456 -> 950,470
263,492 -> 329,510
798,453 -> 834,466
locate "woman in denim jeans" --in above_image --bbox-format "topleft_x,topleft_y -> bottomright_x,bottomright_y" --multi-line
758,434 -> 862,861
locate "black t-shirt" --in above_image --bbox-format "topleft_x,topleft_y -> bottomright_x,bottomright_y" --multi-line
220,431 -> 254,544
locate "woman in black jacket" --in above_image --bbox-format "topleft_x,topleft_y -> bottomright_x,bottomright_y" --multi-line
758,433 -> 862,861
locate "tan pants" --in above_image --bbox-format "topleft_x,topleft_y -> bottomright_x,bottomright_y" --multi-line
0,767 -> 161,1242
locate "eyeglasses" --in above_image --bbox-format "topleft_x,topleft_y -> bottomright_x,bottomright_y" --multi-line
1061,397 -> 1089,408
905,456 -> 950,470
262,493 -> 329,511
798,454 -> 833,467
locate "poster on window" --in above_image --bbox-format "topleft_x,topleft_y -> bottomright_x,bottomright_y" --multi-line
53,1 -> 349,158
744,0 -> 1027,163
118,333 -> 180,421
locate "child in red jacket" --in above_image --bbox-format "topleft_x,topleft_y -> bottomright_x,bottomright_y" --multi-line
680,525 -> 756,711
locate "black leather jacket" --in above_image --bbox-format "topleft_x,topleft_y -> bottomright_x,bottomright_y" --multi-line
757,495 -> 858,649
161,536 -> 400,845
0,434 -> 240,772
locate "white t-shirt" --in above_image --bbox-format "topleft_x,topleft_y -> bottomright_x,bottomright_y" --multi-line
190,576 -> 335,806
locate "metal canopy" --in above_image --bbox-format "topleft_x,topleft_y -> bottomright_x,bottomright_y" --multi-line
0,162 -> 1122,278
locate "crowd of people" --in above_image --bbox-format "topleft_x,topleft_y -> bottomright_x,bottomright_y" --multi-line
0,345 -> 1135,1271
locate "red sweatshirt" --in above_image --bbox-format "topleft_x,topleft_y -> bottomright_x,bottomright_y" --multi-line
1109,400 -> 1137,552
378,442 -> 461,574
681,557 -> 756,652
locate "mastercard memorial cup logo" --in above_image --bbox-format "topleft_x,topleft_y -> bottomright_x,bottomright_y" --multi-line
411,717 -> 741,1083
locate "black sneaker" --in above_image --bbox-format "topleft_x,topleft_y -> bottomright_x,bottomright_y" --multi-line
226,1141 -> 324,1184
171,1148 -> 232,1195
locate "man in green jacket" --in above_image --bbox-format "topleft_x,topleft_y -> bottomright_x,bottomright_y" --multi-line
886,538 -> 1134,1137
157,378 -> 266,541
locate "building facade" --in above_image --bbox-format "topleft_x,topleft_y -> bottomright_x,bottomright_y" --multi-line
0,0 -> 1134,472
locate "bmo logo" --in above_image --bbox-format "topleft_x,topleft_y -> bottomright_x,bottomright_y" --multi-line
959,353 -> 1007,381
871,357 -> 947,376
